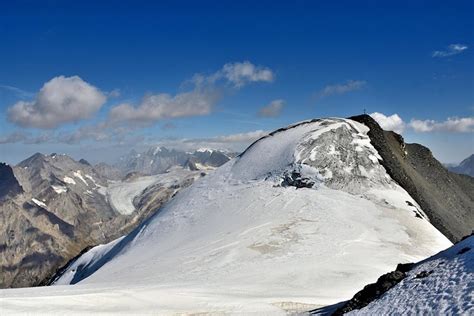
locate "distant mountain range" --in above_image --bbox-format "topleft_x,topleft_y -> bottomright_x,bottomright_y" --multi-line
0,146 -> 232,288
447,154 -> 474,177
113,147 -> 235,177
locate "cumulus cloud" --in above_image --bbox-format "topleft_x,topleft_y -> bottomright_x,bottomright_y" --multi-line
370,112 -> 406,134
7,76 -> 106,129
370,112 -> 474,134
258,99 -> 285,118
409,117 -> 474,133
109,61 -> 274,126
432,44 -> 468,57
217,61 -> 274,88
108,88 -> 220,125
318,80 -> 367,98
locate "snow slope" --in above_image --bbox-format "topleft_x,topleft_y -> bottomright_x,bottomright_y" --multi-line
0,118 -> 452,314
349,235 -> 474,315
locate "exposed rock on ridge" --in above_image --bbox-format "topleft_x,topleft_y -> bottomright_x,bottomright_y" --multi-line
350,114 -> 474,242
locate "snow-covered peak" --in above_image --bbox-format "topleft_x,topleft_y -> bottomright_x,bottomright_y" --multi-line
232,118 -> 390,194
196,147 -> 215,153
153,146 -> 166,155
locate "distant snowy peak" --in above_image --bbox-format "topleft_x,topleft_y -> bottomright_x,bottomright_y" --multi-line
196,147 -> 215,153
116,146 -> 234,175
14,152 -> 107,192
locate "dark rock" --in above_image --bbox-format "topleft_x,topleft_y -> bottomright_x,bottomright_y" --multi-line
0,163 -> 23,202
78,159 -> 91,166
329,266 -> 410,315
350,114 -> 474,242
40,245 -> 94,286
415,270 -> 433,279
396,262 -> 415,273
281,171 -> 315,189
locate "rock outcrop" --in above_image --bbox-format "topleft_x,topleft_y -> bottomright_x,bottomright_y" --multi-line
350,115 -> 474,242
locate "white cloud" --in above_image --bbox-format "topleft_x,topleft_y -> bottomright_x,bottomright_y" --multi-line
318,80 -> 367,98
258,99 -> 285,118
108,61 -> 274,126
432,44 -> 468,57
217,61 -> 274,88
210,130 -> 268,143
409,117 -> 474,133
370,112 -> 405,134
369,112 -> 474,134
108,88 -> 220,125
7,76 -> 106,129
191,61 -> 274,89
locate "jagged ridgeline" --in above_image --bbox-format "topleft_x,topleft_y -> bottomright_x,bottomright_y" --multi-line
350,115 -> 474,242
0,117 -> 472,315
0,148 -> 233,288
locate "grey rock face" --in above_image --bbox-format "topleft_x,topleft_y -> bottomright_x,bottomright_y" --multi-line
46,167 -> 206,285
0,163 -> 23,202
0,152 -> 204,288
351,115 -> 474,242
93,162 -> 124,180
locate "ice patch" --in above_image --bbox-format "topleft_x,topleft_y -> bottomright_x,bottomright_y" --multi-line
84,174 -> 97,185
73,170 -> 88,186
52,185 -> 67,194
32,198 -> 47,208
63,176 -> 76,185
368,154 -> 379,164
195,162 -> 217,170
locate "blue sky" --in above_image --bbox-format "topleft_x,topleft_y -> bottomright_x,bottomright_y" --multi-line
0,1 -> 473,164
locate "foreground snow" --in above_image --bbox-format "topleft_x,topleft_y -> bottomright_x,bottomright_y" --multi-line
348,235 -> 474,315
0,118 -> 452,314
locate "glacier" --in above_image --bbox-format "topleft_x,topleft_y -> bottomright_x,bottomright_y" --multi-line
0,118 -> 452,315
